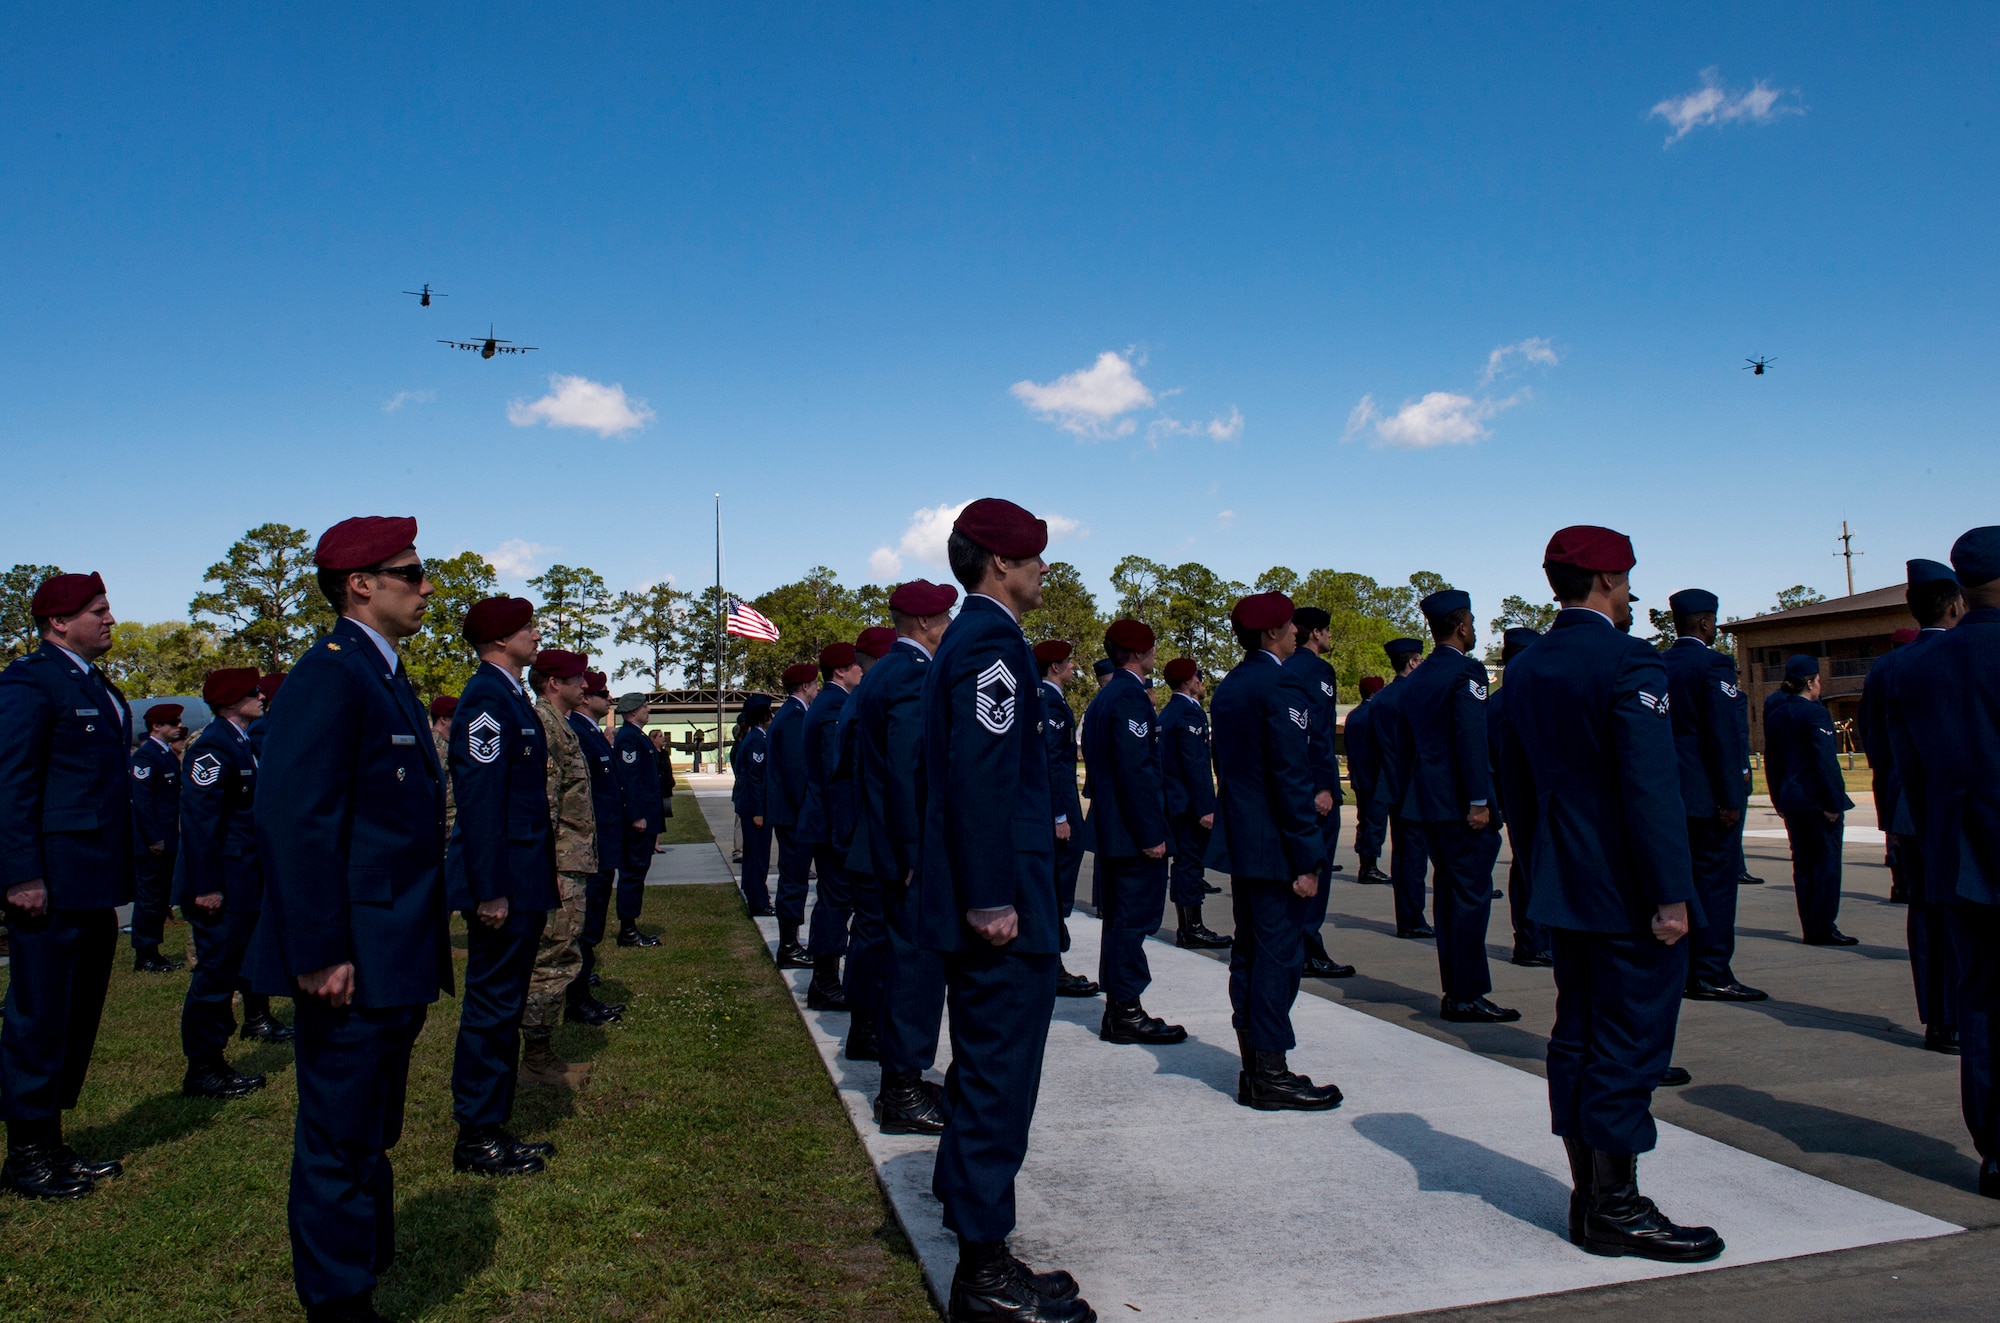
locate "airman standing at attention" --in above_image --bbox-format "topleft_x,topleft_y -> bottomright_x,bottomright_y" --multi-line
1498,525 -> 1720,1262
1491,628 -> 1551,968
1370,638 -> 1433,937
1161,657 -> 1231,953
0,572 -> 132,1200
801,641 -> 864,1012
611,694 -> 664,948
732,694 -> 776,916
1034,640 -> 1099,999
247,671 -> 285,758
1345,675 -> 1390,883
767,663 -> 820,969
129,700 -> 185,975
1765,655 -> 1857,946
568,673 -> 624,990
1283,607 -> 1356,979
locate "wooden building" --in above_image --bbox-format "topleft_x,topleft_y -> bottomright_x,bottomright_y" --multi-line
1726,586 -> 1915,753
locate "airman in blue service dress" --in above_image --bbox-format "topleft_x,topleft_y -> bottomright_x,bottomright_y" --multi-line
1206,592 -> 1342,1111
802,640 -> 863,1011
128,701 -> 185,972
1491,628 -> 1551,967
1397,590 -> 1515,1023
848,581 -> 957,1133
1370,638 -> 1433,935
250,520 -> 455,1320
1034,639 -> 1100,999
1282,609 -> 1355,979
835,626 -> 897,1057
916,499 -> 1092,1323
446,596 -> 558,1179
1662,591 -> 1763,1001
767,664 -> 819,969
731,694 -> 776,916
1345,675 -> 1390,883
1160,656 -> 1231,952
1499,524 -> 1720,1262
1862,560 -> 1965,1053
1765,654 -> 1857,945
611,694 -> 664,946
1888,527 -> 2000,1195
568,671 -> 629,991
1083,618 -> 1187,1047
0,572 -> 131,1200
174,667 -> 274,1100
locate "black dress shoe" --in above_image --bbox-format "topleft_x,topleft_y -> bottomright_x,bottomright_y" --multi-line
51,1145 -> 121,1183
1397,924 -> 1436,939
1805,929 -> 1860,946
1202,879 -> 1222,894
846,1010 -> 881,1062
616,924 -> 662,948
1926,1026 -> 1962,1055
2,1143 -> 93,1200
946,1244 -> 1095,1323
134,948 -> 183,974
1685,979 -> 1768,1002
1511,945 -> 1554,968
747,903 -> 776,917
1329,863 -> 1345,873
775,941 -> 815,969
1100,1000 -> 1188,1045
1357,866 -> 1393,886
1492,888 -> 1505,899
1980,1158 -> 2000,1198
806,976 -> 852,1012
876,1071 -> 948,1135
564,996 -> 623,1027
1888,884 -> 1910,905
1737,871 -> 1765,886
1440,996 -> 1521,1024
505,1131 -> 556,1158
241,1012 -> 296,1043
586,968 -> 602,987
182,1061 -> 268,1099
1582,1152 -> 1724,1261
1054,967 -> 1101,998
1238,1050 -> 1342,1111
454,1130 -> 545,1177
1301,934 -> 1355,979
1659,1066 -> 1692,1087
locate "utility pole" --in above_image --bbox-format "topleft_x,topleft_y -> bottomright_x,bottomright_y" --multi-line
1835,520 -> 1862,597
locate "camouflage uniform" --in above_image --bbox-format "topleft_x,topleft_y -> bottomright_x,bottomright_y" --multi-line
526,697 -> 597,1033
434,730 -> 456,839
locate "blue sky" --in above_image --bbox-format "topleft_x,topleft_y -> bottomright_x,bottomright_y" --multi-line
5,4 -> 1995,669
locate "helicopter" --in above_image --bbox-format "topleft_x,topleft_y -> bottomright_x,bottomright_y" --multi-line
403,284 -> 446,307
439,325 -> 538,359
1744,356 -> 1774,375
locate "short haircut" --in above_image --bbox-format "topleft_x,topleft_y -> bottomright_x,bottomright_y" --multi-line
1427,606 -> 1472,643
316,567 -> 352,615
947,529 -> 994,594
1292,607 -> 1331,636
1544,560 -> 1597,604
1671,609 -> 1715,635
32,615 -> 51,636
1039,657 -> 1063,678
785,675 -> 813,695
1104,637 -> 1148,669
1231,621 -> 1264,653
819,657 -> 843,682
528,665 -> 564,695
1909,580 -> 1965,628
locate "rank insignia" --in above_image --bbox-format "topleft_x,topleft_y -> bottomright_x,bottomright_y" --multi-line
468,712 -> 503,764
132,765 -> 151,780
190,753 -> 223,787
1288,707 -> 1308,729
975,659 -> 1017,735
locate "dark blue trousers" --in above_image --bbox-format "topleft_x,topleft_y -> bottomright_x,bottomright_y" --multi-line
1168,814 -> 1211,907
1416,821 -> 1501,1000
289,999 -> 426,1308
806,845 -> 854,962
1686,815 -> 1743,986
616,830 -> 655,918
1094,853 -> 1168,1003
1054,831 -> 1083,953
131,845 -> 174,949
1952,903 -> 2000,1158
0,906 -> 114,1129
933,948 -> 1057,1244
578,866 -> 615,979
738,815 -> 772,912
880,874 -> 946,1074
1354,798 -> 1387,860
181,907 -> 259,1063
1503,827 -> 1550,955
1303,814 -> 1340,937
846,869 -> 888,1010
1548,927 -> 1687,1154
1898,834 -> 1959,1029
773,827 -> 811,926
1783,811 -> 1844,940
1228,878 -> 1310,1051
1389,814 -> 1430,931
450,908 -> 545,1130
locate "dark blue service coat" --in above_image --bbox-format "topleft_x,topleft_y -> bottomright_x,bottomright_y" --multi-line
0,643 -> 135,907
1765,692 -> 1855,819
613,720 -> 663,836
445,662 -> 556,913
1204,652 -> 1324,880
1282,648 -> 1344,808
172,717 -> 262,910
1080,669 -> 1169,858
732,723 -> 770,820
1159,692 -> 1217,821
1861,634 -> 1943,837
1888,608 -> 2000,907
1662,639 -> 1750,820
129,735 -> 181,851
798,681 -> 854,849
1041,680 -> 1083,826
1393,645 -> 1493,823
764,694 -> 810,831
845,642 -> 930,881
568,711 -> 625,867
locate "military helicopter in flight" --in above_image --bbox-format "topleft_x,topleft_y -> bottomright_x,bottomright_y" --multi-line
439,325 -> 538,359
1744,356 -> 1774,375
403,283 -> 446,307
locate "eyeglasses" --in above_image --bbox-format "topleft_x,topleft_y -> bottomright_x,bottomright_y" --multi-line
369,563 -> 427,586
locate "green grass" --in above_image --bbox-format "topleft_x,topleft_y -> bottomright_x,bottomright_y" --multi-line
0,883 -> 933,1322
660,793 -> 714,846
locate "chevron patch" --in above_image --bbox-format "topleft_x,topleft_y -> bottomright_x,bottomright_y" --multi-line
975,659 -> 1017,735
1127,718 -> 1149,738
1289,707 -> 1308,729
468,712 -> 503,764
1638,690 -> 1670,715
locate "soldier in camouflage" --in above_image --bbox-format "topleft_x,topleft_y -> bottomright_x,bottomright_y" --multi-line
429,695 -> 458,838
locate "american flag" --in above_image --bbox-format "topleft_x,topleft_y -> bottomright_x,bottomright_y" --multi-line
725,595 -> 780,642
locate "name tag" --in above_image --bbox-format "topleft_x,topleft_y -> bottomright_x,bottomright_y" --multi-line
521,728 -> 536,736
391,735 -> 416,746
75,708 -> 99,716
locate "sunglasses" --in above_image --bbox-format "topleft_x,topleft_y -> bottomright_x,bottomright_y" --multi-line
368,562 -> 427,586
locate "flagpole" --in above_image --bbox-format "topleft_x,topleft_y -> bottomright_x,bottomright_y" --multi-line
714,494 -> 724,769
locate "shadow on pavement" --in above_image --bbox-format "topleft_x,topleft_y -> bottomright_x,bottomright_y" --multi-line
1677,1082 -> 1978,1190
1352,1110 -> 1570,1236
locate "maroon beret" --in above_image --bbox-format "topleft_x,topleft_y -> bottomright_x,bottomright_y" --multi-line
1359,675 -> 1386,698
428,694 -> 459,719
1105,619 -> 1156,652
1892,627 -> 1920,645
953,498 -> 1049,559
889,578 -> 959,616
463,596 -> 534,646
583,669 -> 609,695
1163,657 -> 1199,687
256,673 -> 286,700
202,666 -> 262,709
1543,525 -> 1636,573
855,627 -> 897,660
534,648 -> 588,679
819,641 -> 858,672
782,662 -> 820,688
144,703 -> 185,728
30,571 -> 106,618
314,516 -> 418,571
1032,639 -> 1073,665
1230,592 -> 1295,631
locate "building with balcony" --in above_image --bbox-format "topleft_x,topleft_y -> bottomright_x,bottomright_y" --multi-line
1725,585 -> 1916,753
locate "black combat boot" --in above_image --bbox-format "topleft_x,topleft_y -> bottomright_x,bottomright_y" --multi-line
1440,995 -> 1521,1023
3,1120 -> 94,1201
1357,859 -> 1392,885
775,920 -> 813,969
1054,966 -> 1101,997
453,1125 -> 545,1177
1511,943 -> 1554,968
182,1059 -> 268,1099
875,1070 -> 948,1135
1561,1135 -> 1593,1244
134,945 -> 183,973
1242,1050 -> 1342,1111
946,1238 -> 1095,1323
616,920 -> 661,948
1173,903 -> 1232,950
240,993 -> 296,1042
806,958 -> 851,1011
1099,999 -> 1187,1045
845,1009 -> 881,1061
1301,931 -> 1355,978
1582,1151 -> 1724,1261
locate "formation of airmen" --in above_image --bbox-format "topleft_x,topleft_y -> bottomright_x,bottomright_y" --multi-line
2,507 -> 1997,1323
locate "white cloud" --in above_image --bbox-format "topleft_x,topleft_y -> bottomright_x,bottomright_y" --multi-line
1148,406 -> 1245,445
1649,68 -> 1802,146
1350,391 -> 1526,450
487,538 -> 555,579
1216,509 -> 1236,531
1044,512 -> 1086,542
1479,337 -> 1559,386
870,501 -> 1085,579
382,389 -> 436,413
1011,351 -> 1155,438
506,374 -> 655,438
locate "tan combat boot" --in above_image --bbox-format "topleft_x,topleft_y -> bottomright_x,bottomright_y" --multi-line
521,1034 -> 590,1089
